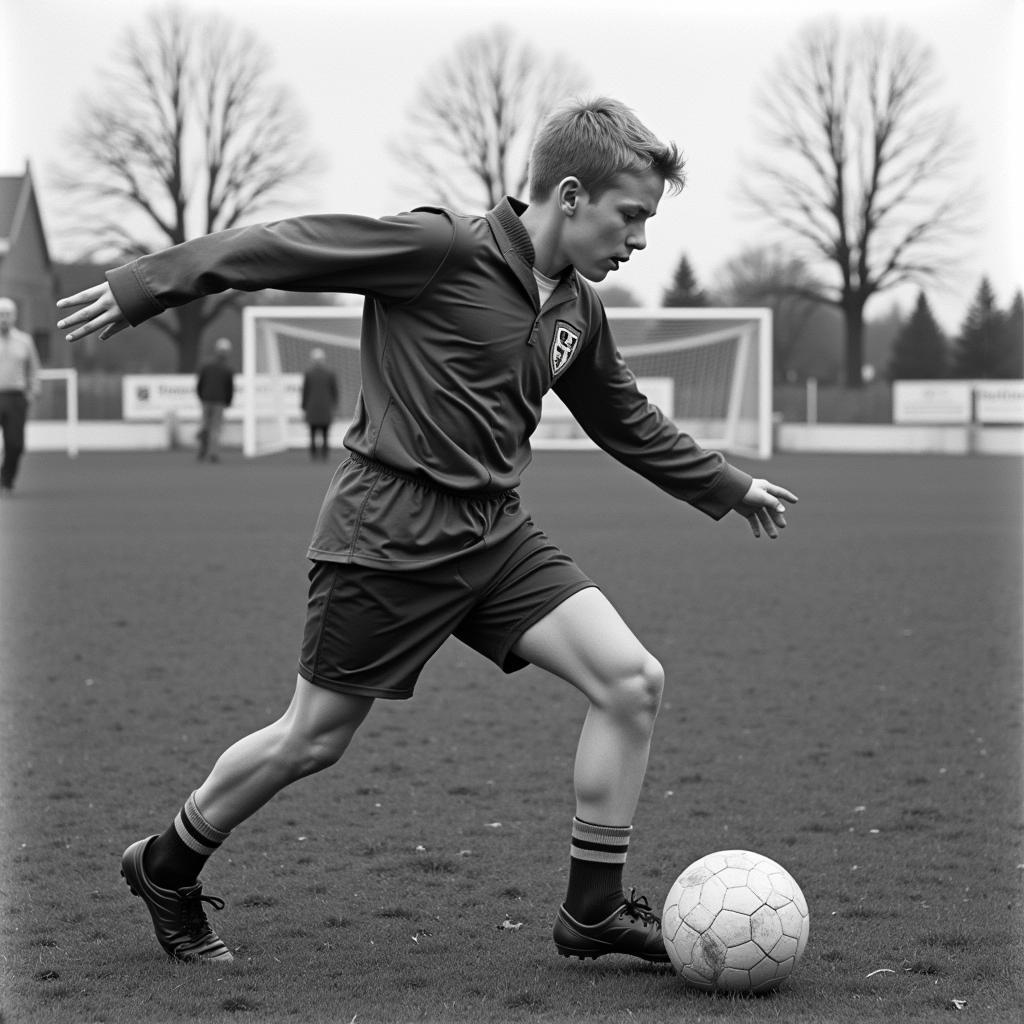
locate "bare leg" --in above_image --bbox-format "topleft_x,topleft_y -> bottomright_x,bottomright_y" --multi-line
515,588 -> 670,958
195,676 -> 374,830
123,677 -> 373,963
512,587 -> 664,826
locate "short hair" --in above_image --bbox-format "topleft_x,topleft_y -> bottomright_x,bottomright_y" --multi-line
214,337 -> 232,353
0,297 -> 16,315
528,97 -> 686,203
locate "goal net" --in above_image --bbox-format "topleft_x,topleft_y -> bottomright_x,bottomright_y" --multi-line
242,306 -> 772,459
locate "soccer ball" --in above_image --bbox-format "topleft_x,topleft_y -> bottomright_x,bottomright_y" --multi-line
662,849 -> 809,993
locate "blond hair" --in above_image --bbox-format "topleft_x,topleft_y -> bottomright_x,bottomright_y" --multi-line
528,97 -> 686,202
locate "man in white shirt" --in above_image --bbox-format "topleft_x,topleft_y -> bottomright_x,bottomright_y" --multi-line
0,297 -> 42,492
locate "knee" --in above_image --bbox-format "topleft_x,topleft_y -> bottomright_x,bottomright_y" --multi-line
300,734 -> 346,775
269,684 -> 372,781
601,652 -> 665,726
272,725 -> 347,779
634,653 -> 666,715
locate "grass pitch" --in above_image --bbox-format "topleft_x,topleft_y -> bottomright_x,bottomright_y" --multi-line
1,449 -> 1022,1023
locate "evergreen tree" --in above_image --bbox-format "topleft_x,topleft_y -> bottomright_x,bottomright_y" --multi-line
662,254 -> 708,307
951,278 -> 1004,378
887,292 -> 948,379
997,290 -> 1023,378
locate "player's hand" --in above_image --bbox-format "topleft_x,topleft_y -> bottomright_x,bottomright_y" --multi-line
56,283 -> 129,343
734,479 -> 799,539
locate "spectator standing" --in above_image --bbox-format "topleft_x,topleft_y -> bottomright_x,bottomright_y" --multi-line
301,347 -> 339,460
0,297 -> 41,493
196,337 -> 234,462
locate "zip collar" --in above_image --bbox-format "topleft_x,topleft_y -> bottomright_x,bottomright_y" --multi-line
487,196 -> 579,309
488,196 -> 534,263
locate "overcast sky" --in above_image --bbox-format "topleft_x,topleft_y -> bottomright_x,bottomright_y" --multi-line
2,0 -> 1020,332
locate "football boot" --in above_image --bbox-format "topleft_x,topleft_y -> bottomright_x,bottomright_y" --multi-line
121,835 -> 234,963
553,888 -> 670,963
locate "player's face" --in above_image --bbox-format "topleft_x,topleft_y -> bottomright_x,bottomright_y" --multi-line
565,169 -> 665,282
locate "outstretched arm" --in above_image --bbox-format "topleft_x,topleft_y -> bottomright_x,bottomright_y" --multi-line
57,283 -> 128,343
58,211 -> 456,346
733,478 -> 799,539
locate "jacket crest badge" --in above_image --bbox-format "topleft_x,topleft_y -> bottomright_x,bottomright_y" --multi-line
551,321 -> 581,376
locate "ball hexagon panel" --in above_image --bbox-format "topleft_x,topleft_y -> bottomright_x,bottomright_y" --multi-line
698,873 -> 727,915
750,904 -> 784,951
722,883 -> 765,916
713,909 -> 753,946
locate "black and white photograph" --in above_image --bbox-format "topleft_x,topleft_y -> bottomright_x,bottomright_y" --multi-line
1,1 -> 1020,1021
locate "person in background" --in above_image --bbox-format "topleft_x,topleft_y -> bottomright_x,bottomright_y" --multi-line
195,337 -> 234,462
0,297 -> 42,493
301,347 -> 339,461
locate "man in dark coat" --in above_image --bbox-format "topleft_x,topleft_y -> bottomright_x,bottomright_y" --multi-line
196,337 -> 235,462
301,347 -> 339,460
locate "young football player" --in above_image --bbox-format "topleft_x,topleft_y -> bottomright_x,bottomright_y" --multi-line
57,97 -> 797,966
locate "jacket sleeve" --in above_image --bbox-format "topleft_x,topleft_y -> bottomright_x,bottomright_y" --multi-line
553,307 -> 752,520
106,211 -> 456,327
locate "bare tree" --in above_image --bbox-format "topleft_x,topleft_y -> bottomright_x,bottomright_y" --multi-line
54,4 -> 318,370
711,245 -> 825,382
742,19 -> 974,386
391,25 -> 588,212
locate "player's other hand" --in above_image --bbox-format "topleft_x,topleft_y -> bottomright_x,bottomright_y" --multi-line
57,283 -> 129,343
735,479 -> 799,539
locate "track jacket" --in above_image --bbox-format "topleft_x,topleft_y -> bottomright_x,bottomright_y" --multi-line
106,197 -> 753,567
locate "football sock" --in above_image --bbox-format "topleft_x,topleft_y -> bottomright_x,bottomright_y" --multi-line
564,817 -> 631,924
143,792 -> 231,890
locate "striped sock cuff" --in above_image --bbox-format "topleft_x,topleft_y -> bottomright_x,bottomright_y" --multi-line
570,817 -> 632,865
173,792 -> 231,857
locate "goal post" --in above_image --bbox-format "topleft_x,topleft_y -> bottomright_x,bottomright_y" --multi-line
34,368 -> 80,458
241,306 -> 772,459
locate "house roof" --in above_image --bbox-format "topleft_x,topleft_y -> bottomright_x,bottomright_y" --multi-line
0,175 -> 25,240
0,166 -> 51,266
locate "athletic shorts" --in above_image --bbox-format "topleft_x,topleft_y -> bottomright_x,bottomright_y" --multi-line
297,518 -> 595,700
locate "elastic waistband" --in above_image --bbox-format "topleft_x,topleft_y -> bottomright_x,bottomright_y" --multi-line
348,452 -> 516,503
